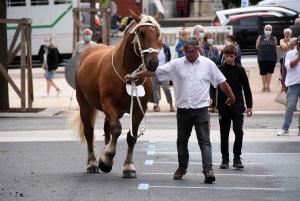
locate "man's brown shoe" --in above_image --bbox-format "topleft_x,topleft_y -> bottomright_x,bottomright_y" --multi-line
204,170 -> 215,184
173,168 -> 187,180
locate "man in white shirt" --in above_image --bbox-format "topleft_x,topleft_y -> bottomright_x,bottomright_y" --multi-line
277,35 -> 300,136
72,29 -> 97,57
125,36 -> 235,183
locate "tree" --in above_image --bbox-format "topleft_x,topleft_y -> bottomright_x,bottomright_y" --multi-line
0,0 -> 9,110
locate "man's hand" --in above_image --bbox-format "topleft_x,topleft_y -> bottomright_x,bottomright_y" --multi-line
124,74 -> 134,83
225,96 -> 235,106
246,108 -> 253,117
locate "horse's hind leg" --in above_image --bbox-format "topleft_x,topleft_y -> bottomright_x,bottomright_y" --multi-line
77,91 -> 99,173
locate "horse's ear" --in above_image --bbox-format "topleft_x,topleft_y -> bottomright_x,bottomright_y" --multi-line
153,12 -> 161,22
129,9 -> 141,24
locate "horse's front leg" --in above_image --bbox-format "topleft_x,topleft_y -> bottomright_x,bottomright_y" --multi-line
123,109 -> 145,178
98,105 -> 122,173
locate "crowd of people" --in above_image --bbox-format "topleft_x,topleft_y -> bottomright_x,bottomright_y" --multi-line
40,18 -> 300,184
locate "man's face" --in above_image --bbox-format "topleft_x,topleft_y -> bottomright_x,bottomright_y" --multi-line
184,46 -> 199,63
224,53 -> 237,65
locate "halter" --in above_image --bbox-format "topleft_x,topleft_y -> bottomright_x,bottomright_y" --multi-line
111,16 -> 161,138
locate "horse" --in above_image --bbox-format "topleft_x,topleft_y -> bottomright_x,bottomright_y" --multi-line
70,10 -> 162,178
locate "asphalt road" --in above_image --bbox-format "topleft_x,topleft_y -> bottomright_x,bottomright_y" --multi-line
0,114 -> 299,131
1,139 -> 300,200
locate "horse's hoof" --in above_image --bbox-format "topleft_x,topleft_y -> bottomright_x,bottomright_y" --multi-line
98,159 -> 112,173
87,166 -> 99,173
123,170 -> 137,178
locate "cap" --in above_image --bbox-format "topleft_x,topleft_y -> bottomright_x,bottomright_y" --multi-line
297,35 -> 300,43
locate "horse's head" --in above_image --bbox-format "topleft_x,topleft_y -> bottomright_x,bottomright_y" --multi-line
128,10 -> 161,72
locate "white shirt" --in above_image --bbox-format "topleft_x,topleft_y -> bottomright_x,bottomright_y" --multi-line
156,54 -> 226,109
72,40 -> 97,57
158,48 -> 166,66
284,48 -> 300,87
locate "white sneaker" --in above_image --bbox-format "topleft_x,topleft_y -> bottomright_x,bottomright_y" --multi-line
56,89 -> 62,97
277,130 -> 289,136
42,92 -> 50,97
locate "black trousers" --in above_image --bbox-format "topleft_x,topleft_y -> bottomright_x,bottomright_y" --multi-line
218,108 -> 244,159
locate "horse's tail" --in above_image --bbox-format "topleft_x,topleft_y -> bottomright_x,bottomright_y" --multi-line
69,109 -> 99,148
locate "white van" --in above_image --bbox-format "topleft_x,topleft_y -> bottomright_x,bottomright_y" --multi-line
258,0 -> 300,13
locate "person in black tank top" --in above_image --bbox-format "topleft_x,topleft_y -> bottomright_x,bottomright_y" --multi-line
255,24 -> 278,92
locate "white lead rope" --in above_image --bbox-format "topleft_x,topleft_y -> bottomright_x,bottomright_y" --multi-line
129,80 -> 146,138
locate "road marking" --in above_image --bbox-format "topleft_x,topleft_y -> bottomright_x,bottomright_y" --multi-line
144,160 -> 265,166
145,160 -> 154,165
141,173 -> 277,177
148,151 -> 300,155
147,150 -> 155,155
138,184 -> 284,191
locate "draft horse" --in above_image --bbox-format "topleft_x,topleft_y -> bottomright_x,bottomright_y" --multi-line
70,10 -> 161,178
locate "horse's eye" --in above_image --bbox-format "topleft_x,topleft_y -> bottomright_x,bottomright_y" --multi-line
139,32 -> 144,37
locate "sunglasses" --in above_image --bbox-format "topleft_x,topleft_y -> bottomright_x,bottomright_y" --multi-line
183,48 -> 197,54
265,29 -> 272,31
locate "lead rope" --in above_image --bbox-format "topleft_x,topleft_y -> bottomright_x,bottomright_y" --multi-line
129,80 -> 146,138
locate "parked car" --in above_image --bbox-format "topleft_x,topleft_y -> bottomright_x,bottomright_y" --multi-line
213,5 -> 299,26
258,0 -> 300,14
221,12 -> 284,50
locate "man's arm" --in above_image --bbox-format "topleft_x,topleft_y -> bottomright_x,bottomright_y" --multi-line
218,81 -> 235,106
124,71 -> 156,82
290,51 -> 300,68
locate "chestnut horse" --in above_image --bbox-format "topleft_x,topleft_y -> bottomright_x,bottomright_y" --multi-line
70,10 -> 161,178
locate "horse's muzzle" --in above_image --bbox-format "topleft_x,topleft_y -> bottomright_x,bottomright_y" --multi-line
145,59 -> 159,72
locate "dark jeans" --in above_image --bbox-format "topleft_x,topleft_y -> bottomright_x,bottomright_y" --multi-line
218,108 -> 244,160
176,107 -> 212,174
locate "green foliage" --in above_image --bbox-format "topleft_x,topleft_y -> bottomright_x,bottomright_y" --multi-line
99,0 -> 108,5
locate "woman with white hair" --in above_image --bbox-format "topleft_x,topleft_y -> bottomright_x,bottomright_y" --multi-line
279,28 -> 292,72
255,24 -> 278,92
192,25 -> 205,56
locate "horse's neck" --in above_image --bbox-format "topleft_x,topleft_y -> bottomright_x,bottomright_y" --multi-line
115,34 -> 142,73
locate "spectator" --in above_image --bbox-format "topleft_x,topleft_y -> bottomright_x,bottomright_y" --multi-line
151,36 -> 174,112
175,28 -> 191,58
72,29 -> 97,57
42,37 -> 62,98
211,45 -> 253,169
281,37 -> 297,92
202,32 -> 221,65
255,24 -> 277,92
219,35 -> 242,65
289,18 -> 300,38
125,36 -> 235,184
279,28 -> 292,74
192,25 -> 205,56
277,35 -> 300,136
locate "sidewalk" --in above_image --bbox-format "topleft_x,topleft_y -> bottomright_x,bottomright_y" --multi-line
1,62 -> 292,117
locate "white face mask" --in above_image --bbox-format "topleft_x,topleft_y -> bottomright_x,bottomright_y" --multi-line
225,40 -> 232,45
207,39 -> 213,45
199,32 -> 204,38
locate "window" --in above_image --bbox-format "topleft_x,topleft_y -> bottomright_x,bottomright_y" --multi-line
54,0 -> 72,4
7,0 -> 26,7
31,0 -> 49,6
239,17 -> 258,26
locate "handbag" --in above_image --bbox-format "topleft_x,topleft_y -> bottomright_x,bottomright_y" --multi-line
41,62 -> 46,70
275,91 -> 286,105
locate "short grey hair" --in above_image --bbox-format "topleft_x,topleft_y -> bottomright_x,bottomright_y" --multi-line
284,28 -> 292,34
183,36 -> 199,49
264,24 -> 272,29
289,37 -> 297,45
193,25 -> 205,35
83,29 -> 93,35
